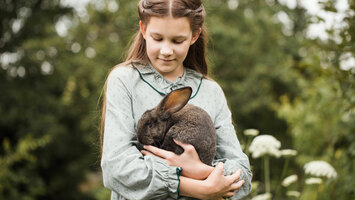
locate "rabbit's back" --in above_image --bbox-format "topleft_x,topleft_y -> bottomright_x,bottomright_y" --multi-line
161,104 -> 216,165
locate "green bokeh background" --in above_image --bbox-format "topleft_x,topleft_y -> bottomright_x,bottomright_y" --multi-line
1,0 -> 354,199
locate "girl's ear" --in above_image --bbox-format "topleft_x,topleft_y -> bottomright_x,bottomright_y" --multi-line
190,28 -> 202,45
140,21 -> 146,39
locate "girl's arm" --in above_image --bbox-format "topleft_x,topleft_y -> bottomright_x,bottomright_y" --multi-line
142,140 -> 214,180
211,83 -> 253,198
101,67 -> 182,199
142,143 -> 245,199
179,163 -> 245,200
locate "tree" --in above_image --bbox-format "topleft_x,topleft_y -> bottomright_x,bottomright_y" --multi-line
0,0 -> 96,199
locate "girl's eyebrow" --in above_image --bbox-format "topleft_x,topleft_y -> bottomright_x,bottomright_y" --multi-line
150,32 -> 188,39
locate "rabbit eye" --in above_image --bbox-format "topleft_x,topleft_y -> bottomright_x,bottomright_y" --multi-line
148,123 -> 153,128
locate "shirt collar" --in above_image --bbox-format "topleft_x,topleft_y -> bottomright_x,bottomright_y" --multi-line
132,61 -> 203,97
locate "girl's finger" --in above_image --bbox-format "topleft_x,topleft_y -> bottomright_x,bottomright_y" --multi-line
210,162 -> 224,177
143,145 -> 173,159
230,179 -> 245,190
224,190 -> 236,197
173,139 -> 195,151
141,150 -> 154,156
226,169 -> 242,184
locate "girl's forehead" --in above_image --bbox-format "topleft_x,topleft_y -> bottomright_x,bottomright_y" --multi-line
145,16 -> 192,36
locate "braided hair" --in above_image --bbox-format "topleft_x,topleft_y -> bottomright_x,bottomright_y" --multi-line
126,0 -> 208,75
100,0 -> 209,156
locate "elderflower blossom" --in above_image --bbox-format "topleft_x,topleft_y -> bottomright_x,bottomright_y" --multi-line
286,191 -> 301,198
249,135 -> 281,158
251,193 -> 272,200
281,149 -> 297,157
304,160 -> 337,179
244,128 -> 259,136
251,181 -> 260,191
305,177 -> 323,185
282,174 -> 298,187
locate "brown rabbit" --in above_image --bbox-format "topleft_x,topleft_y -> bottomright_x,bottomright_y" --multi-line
136,87 -> 216,165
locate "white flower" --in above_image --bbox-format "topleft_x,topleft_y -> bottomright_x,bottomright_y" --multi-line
286,191 -> 301,197
282,174 -> 298,187
304,160 -> 337,178
281,149 -> 297,157
305,177 -> 323,185
244,128 -> 260,136
249,135 -> 281,158
251,193 -> 272,200
251,181 -> 260,191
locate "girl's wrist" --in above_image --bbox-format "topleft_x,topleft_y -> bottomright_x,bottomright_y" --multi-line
181,162 -> 214,180
198,164 -> 214,180
179,176 -> 211,199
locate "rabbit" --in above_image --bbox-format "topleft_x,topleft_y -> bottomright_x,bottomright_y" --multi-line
136,87 -> 216,165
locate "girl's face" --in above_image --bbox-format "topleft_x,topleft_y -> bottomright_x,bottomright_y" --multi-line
140,16 -> 200,81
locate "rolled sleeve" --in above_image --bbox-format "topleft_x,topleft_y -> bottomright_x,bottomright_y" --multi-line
212,85 -> 252,199
101,68 -> 180,200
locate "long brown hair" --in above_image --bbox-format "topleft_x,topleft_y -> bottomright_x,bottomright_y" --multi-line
99,0 -> 209,156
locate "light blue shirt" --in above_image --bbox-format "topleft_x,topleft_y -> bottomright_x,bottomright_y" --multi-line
101,62 -> 252,200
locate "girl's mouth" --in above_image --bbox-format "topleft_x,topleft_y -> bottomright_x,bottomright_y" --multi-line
159,58 -> 175,62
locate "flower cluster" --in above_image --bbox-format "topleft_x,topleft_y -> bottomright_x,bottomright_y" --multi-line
282,174 -> 298,187
251,193 -> 272,200
244,128 -> 260,136
304,160 -> 337,179
280,149 -> 297,157
249,135 -> 281,158
286,191 -> 300,198
305,177 -> 323,185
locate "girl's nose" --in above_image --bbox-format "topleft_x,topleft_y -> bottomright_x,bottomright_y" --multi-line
160,44 -> 173,56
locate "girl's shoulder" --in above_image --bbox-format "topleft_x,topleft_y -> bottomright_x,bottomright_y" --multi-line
184,67 -> 226,97
106,62 -> 141,92
109,62 -> 136,78
202,76 -> 225,94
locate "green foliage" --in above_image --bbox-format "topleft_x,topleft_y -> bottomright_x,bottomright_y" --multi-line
1,0 -> 354,199
0,134 -> 51,199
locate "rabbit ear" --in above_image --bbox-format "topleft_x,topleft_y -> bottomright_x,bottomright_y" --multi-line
159,87 -> 192,114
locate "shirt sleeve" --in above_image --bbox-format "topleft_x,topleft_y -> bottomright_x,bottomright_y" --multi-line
212,84 -> 253,199
101,68 -> 181,200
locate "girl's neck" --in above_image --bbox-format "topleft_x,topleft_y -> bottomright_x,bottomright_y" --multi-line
152,64 -> 184,82
163,70 -> 184,82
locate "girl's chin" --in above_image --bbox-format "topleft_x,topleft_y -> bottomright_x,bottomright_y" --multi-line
154,63 -> 176,70
157,59 -> 176,65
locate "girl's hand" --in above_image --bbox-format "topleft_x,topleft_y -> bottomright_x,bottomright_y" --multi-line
179,163 -> 245,199
202,162 -> 244,199
141,140 -> 213,180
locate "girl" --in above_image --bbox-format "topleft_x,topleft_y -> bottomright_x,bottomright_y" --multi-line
100,0 -> 252,199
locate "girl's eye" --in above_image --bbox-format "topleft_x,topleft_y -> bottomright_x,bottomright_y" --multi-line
174,40 -> 184,44
153,37 -> 162,41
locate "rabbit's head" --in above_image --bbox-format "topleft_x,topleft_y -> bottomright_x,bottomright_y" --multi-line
137,87 -> 192,146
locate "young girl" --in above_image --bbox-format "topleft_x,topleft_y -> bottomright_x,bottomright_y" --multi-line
100,0 -> 252,199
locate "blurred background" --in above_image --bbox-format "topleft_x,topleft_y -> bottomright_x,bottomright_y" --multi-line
0,0 -> 354,199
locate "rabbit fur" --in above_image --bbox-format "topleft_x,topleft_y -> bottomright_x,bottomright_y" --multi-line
136,87 -> 216,165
